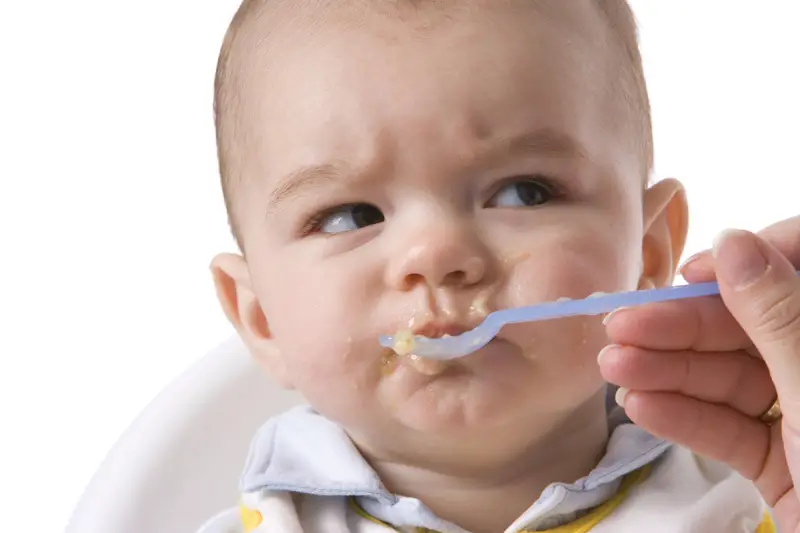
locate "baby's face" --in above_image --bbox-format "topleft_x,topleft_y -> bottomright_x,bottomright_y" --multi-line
222,2 -> 679,444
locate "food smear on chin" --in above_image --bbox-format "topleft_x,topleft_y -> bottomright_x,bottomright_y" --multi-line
381,351 -> 398,376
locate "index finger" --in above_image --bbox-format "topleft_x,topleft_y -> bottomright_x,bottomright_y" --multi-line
604,293 -> 751,352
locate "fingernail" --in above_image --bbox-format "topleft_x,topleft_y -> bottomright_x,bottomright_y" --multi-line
597,344 -> 618,364
602,306 -> 630,326
615,387 -> 630,407
712,229 -> 769,289
678,251 -> 706,273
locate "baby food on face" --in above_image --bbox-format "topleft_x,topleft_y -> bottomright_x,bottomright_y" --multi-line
587,291 -> 608,298
407,354 -> 447,376
469,291 -> 491,319
381,352 -> 399,376
503,251 -> 531,267
556,297 -> 573,302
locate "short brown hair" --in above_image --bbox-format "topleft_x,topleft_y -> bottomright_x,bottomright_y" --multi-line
213,0 -> 652,248
593,0 -> 653,178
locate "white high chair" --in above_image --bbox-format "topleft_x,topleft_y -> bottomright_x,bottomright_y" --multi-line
64,336 -> 303,533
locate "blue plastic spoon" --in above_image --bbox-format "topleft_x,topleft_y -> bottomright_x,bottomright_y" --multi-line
379,278 -> 757,361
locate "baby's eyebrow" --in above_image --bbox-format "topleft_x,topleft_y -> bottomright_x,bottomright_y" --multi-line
266,163 -> 345,215
488,127 -> 591,164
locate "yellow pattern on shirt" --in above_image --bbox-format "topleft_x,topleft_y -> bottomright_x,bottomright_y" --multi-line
240,502 -> 263,532
755,511 -> 777,533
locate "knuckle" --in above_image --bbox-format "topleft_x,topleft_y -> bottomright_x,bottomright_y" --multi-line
754,289 -> 800,343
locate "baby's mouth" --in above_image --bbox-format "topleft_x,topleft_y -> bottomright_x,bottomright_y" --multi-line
384,319 -> 471,377
390,290 -> 495,357
390,316 -> 475,355
413,321 -> 468,339
384,286 -> 499,376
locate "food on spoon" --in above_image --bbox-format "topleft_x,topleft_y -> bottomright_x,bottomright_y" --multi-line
391,329 -> 416,356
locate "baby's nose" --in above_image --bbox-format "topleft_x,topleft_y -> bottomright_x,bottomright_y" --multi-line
385,229 -> 489,290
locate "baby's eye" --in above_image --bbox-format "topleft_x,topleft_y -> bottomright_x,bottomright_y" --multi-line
485,177 -> 557,208
315,203 -> 385,234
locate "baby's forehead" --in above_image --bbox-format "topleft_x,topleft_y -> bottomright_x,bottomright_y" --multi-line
229,0 -> 619,140
224,0 -> 619,108
233,0 -> 610,62
217,0 -> 645,227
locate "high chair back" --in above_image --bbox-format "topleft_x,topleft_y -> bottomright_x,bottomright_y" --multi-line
64,336 -> 303,533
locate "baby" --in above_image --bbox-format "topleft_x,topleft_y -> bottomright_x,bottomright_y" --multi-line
199,1 -> 773,531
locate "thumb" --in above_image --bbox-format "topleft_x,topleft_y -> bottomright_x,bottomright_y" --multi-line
712,229 -> 800,413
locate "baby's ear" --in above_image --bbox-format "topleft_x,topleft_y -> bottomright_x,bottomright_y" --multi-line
210,253 -> 293,389
640,178 -> 689,288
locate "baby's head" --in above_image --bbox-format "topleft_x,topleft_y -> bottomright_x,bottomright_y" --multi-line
211,0 -> 688,468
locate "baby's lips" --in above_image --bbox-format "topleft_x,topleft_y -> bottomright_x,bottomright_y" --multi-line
413,321 -> 468,339
384,318 -> 470,357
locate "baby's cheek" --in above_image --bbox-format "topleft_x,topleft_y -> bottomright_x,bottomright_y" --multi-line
564,316 -> 607,370
279,336 -> 374,416
537,317 -> 607,406
277,319 -> 358,375
504,314 -> 606,403
266,271 -> 355,343
562,316 -> 607,364
269,307 -> 383,411
504,233 -> 637,306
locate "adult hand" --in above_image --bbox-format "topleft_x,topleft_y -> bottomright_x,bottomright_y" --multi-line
599,216 -> 800,532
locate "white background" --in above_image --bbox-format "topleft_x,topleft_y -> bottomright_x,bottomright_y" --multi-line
1,1 -> 799,531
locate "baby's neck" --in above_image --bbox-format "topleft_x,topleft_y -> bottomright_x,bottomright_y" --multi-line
359,396 -> 609,533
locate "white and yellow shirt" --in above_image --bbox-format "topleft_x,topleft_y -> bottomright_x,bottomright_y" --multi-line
198,405 -> 775,533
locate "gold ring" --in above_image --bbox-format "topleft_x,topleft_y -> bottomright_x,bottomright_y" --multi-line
758,398 -> 782,425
